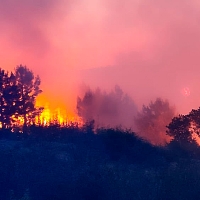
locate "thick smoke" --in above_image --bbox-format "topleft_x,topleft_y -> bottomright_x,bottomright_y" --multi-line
1,0 -> 200,115
1,0 -> 200,144
79,0 -> 200,114
77,85 -> 138,129
77,87 -> 176,145
0,0 -> 60,60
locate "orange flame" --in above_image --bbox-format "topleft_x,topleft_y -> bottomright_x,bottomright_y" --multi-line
35,94 -> 82,126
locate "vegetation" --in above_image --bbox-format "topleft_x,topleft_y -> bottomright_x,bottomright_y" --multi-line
0,124 -> 200,200
14,65 -> 43,129
1,65 -> 200,199
0,65 -> 42,129
167,108 -> 200,144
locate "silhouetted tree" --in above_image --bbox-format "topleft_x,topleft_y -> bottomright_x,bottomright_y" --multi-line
0,69 -> 10,128
135,98 -> 175,145
166,111 -> 200,158
14,65 -> 43,129
188,108 -> 200,136
167,115 -> 191,143
167,107 -> 200,145
0,70 -> 21,128
2,71 -> 21,128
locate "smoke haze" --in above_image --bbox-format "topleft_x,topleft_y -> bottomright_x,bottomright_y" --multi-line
1,0 -> 200,138
134,98 -> 176,145
77,85 -> 138,129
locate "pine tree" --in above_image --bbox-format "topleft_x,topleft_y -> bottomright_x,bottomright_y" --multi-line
14,65 -> 43,130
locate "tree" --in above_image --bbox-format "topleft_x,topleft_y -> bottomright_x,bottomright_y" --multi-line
14,65 -> 43,129
166,107 -> 200,145
2,71 -> 21,128
166,115 -> 191,143
0,69 -> 21,128
135,98 -> 176,145
0,69 -> 10,128
166,110 -> 200,158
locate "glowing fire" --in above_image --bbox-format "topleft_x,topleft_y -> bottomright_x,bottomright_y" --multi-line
35,94 -> 82,126
0,94 -> 82,129
35,104 -> 80,126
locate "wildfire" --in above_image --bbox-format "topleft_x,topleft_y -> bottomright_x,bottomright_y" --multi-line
36,104 -> 80,126
35,94 -> 82,127
0,95 -> 82,130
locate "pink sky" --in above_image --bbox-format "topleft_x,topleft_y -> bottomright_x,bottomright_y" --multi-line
0,0 -> 200,115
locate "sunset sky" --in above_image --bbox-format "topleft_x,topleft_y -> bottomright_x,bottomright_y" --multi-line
1,0 -> 200,116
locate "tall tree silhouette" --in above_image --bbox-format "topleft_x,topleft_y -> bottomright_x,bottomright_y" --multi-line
3,72 -> 21,128
0,70 -> 20,128
0,69 -> 10,128
14,65 -> 43,129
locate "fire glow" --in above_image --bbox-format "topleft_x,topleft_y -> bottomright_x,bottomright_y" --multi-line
35,95 -> 82,127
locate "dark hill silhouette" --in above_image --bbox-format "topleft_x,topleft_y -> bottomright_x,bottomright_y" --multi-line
0,124 -> 200,200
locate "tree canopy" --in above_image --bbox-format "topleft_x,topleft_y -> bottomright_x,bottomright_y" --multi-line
0,65 -> 43,129
167,108 -> 200,145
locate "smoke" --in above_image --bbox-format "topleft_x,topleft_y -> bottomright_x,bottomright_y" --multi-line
77,87 -> 177,145
134,98 -> 176,145
77,85 -> 138,129
0,0 -> 58,61
1,0 -> 200,143
0,0 -> 82,114
78,0 -> 200,114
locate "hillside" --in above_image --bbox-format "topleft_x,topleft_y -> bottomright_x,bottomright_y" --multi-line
1,127 -> 200,200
